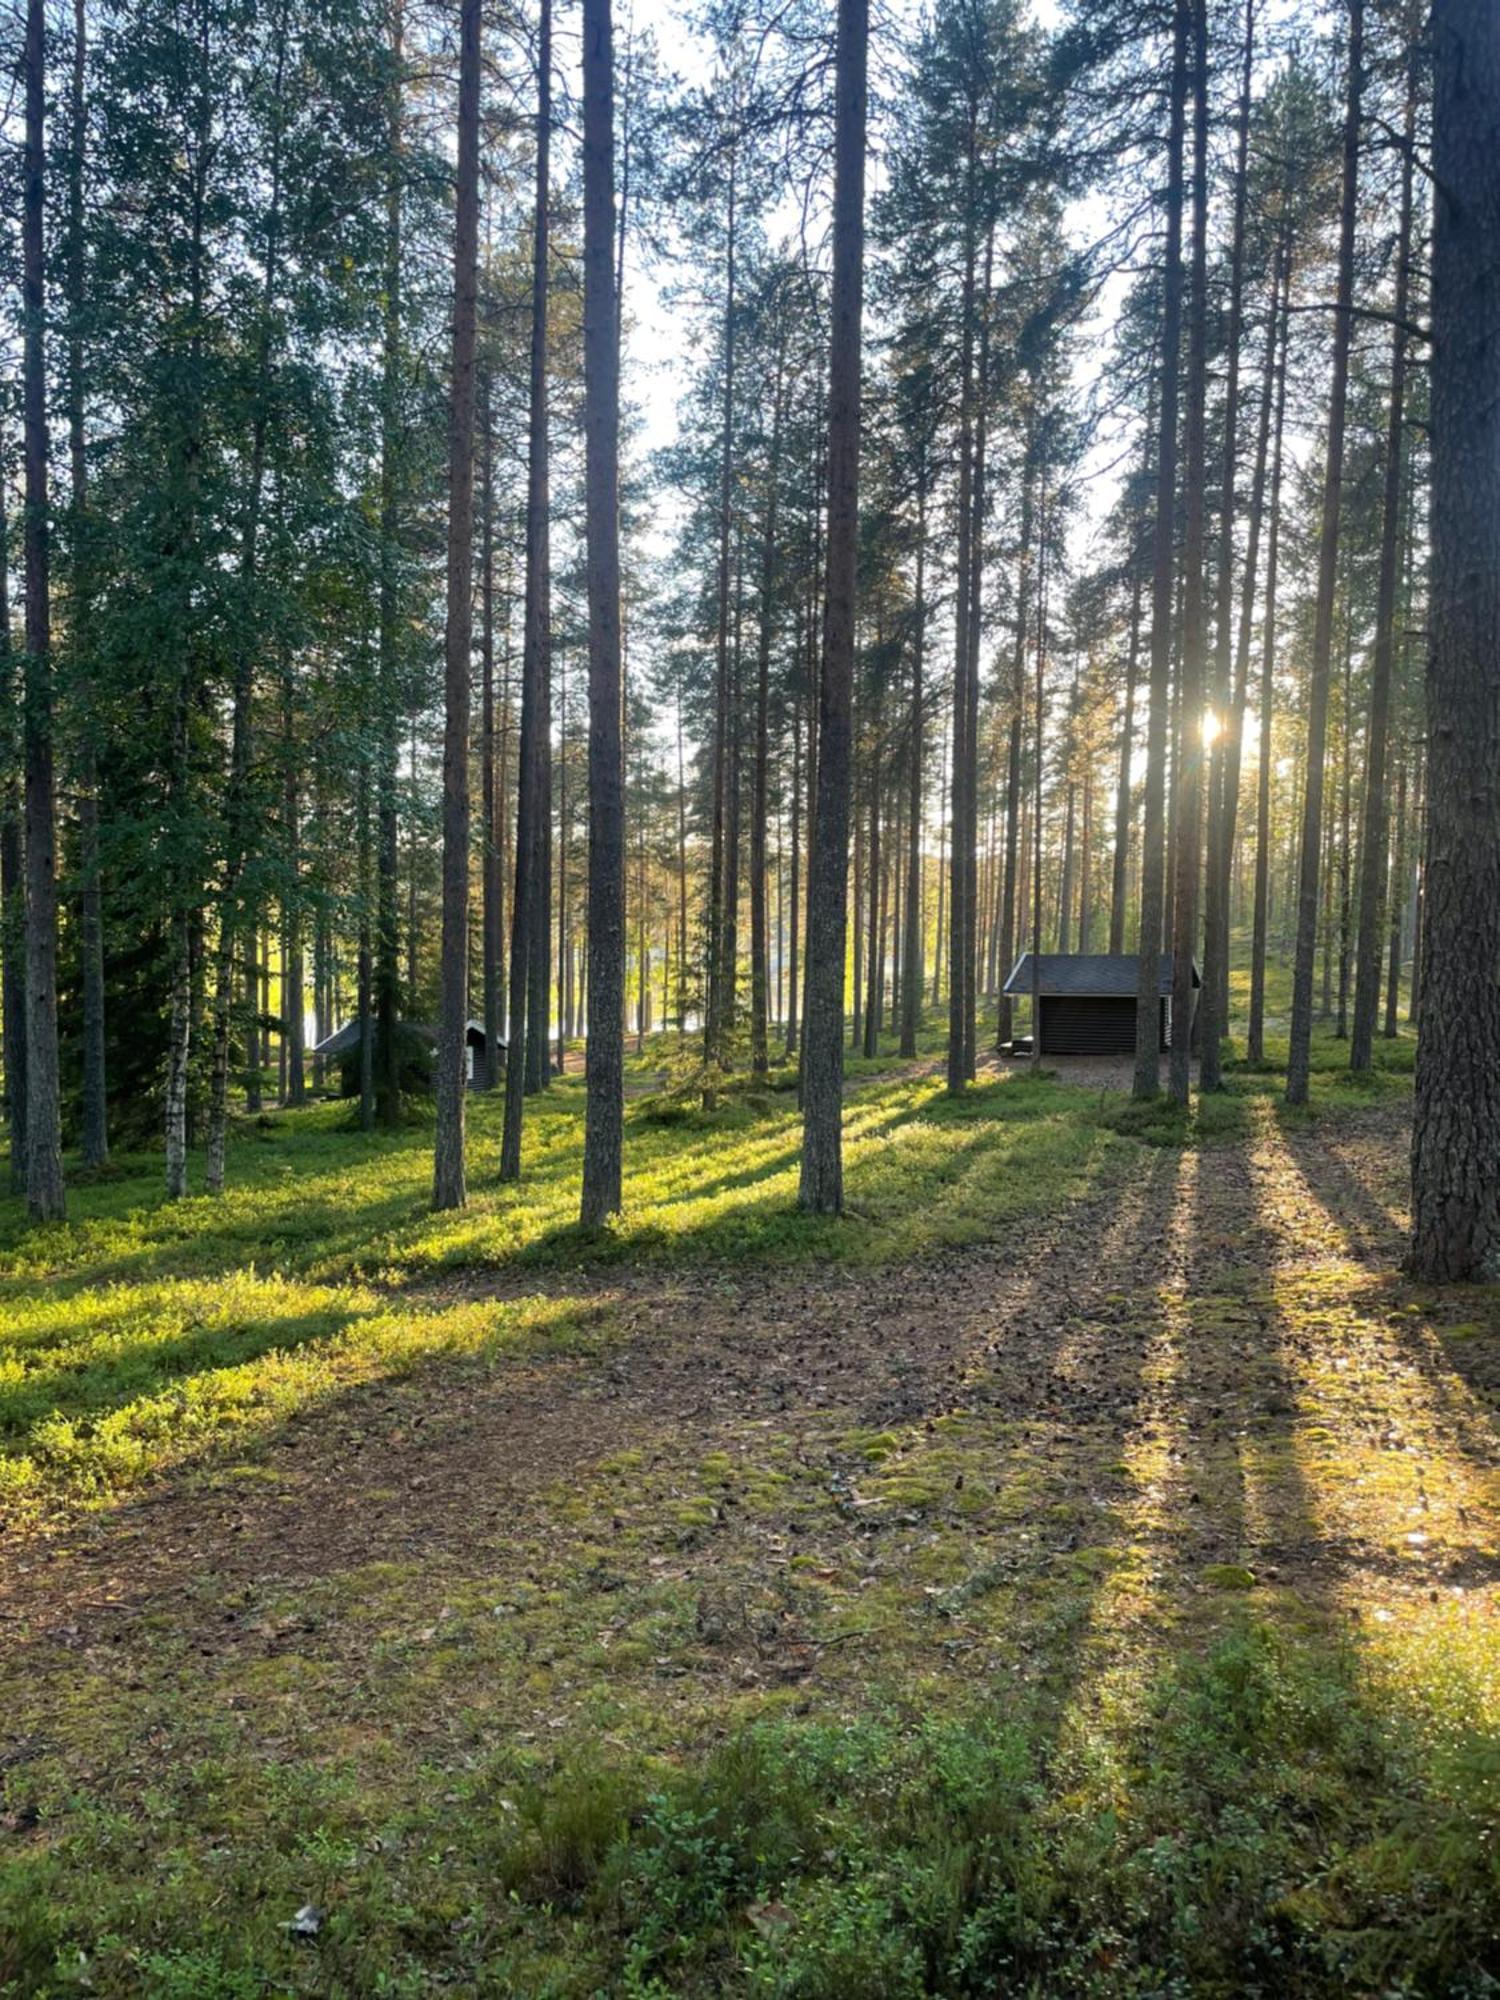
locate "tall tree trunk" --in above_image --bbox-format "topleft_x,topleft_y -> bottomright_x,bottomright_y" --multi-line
799,0 -> 865,1214
863,750 -> 882,1057
206,0 -> 287,1193
432,0 -> 480,1211
21,0 -> 64,1220
901,470 -> 928,1056
1409,0 -> 1500,1280
676,692 -> 689,1035
785,653 -> 801,1057
946,115 -> 979,1096
704,141 -> 738,1095
1030,480 -> 1048,1069
1219,226 -> 1286,1035
1197,0 -> 1254,1089
358,761 -> 375,1131
1350,46 -> 1415,1071
68,0 -> 106,1169
1247,248 -> 1292,1064
375,0 -> 405,1129
750,322 -> 786,1079
480,365 -> 504,1087
501,0 -> 551,1179
1384,746 -> 1407,1038
1167,0 -> 1209,1106
1286,0 -> 1362,1104
1133,0 -> 1189,1099
1335,636 -> 1353,1036
1078,763 -> 1093,952
1107,513 -> 1145,957
962,228 -> 994,1081
282,659 -> 305,1105
0,424 -> 24,1192
998,418 -> 1036,1043
579,0 -> 625,1225
0,427 -> 26,1193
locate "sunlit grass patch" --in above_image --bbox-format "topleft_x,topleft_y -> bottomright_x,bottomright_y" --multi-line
0,1272 -> 575,1517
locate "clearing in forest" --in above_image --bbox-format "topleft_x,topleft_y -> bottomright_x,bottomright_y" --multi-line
1,1039 -> 1497,1997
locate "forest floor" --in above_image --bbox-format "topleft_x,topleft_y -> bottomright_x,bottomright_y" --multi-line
1,1028 -> 1497,1997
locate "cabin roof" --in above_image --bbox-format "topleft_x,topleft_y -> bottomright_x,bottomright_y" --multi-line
309,1018 -> 492,1059
1001,952 -> 1199,999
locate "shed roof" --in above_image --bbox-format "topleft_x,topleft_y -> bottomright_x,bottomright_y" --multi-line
310,1018 -> 492,1059
1001,952 -> 1198,999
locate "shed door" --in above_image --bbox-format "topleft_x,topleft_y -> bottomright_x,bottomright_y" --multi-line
1039,995 -> 1136,1056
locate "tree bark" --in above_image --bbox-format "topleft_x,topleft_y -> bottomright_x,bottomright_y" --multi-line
1133,0 -> 1189,1099
901,469 -> 928,1056
580,0 -> 625,1226
432,0 -> 481,1211
480,365 -> 504,1087
1350,46 -> 1415,1072
750,319 -> 787,1079
1247,248 -> 1292,1064
998,416 -> 1036,1043
501,0 -> 552,1180
799,0 -> 865,1213
375,0 -> 406,1129
0,423 -> 26,1194
704,138 -> 738,1095
68,0 -> 107,1169
22,0 -> 64,1220
206,0 -> 287,1192
1286,0 -> 1362,1104
946,116 -> 980,1096
1197,0 -> 1254,1091
1166,0 -> 1209,1106
1409,0 -> 1500,1280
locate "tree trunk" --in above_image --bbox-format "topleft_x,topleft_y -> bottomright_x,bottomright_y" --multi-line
1286,0 -> 1362,1104
1167,0 -> 1209,1106
21,0 -> 64,1220
1350,47 -> 1415,1071
1133,0 -> 1189,1100
68,0 -> 107,1169
282,660 -> 305,1105
901,470 -> 928,1056
0,425 -> 26,1194
501,0 -> 551,1179
799,0 -> 865,1213
432,0 -> 480,1211
579,0 -> 625,1226
1220,227 -> 1286,1043
1384,746 -> 1407,1038
1197,0 -> 1254,1089
1247,247 -> 1291,1064
480,365 -> 504,1087
1409,0 -> 1500,1280
750,322 -> 786,1079
206,0 -> 287,1193
704,142 -> 738,1095
373,4 -> 406,1126
998,419 -> 1036,1043
1107,516 -> 1144,957
946,119 -> 979,1097
863,751 -> 881,1057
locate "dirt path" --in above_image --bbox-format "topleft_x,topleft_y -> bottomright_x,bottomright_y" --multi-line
3,1092 -> 1495,1707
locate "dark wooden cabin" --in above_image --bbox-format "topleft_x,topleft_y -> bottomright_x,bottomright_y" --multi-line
310,1017 -> 496,1089
1002,953 -> 1199,1056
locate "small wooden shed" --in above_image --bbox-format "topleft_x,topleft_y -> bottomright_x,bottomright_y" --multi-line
1002,953 -> 1198,1056
310,1017 -> 496,1088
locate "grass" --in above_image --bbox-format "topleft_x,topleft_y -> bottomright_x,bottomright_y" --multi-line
2,1015 -> 1496,1997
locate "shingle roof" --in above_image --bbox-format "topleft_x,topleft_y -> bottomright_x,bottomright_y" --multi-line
310,1018 -> 493,1059
1001,952 -> 1198,999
